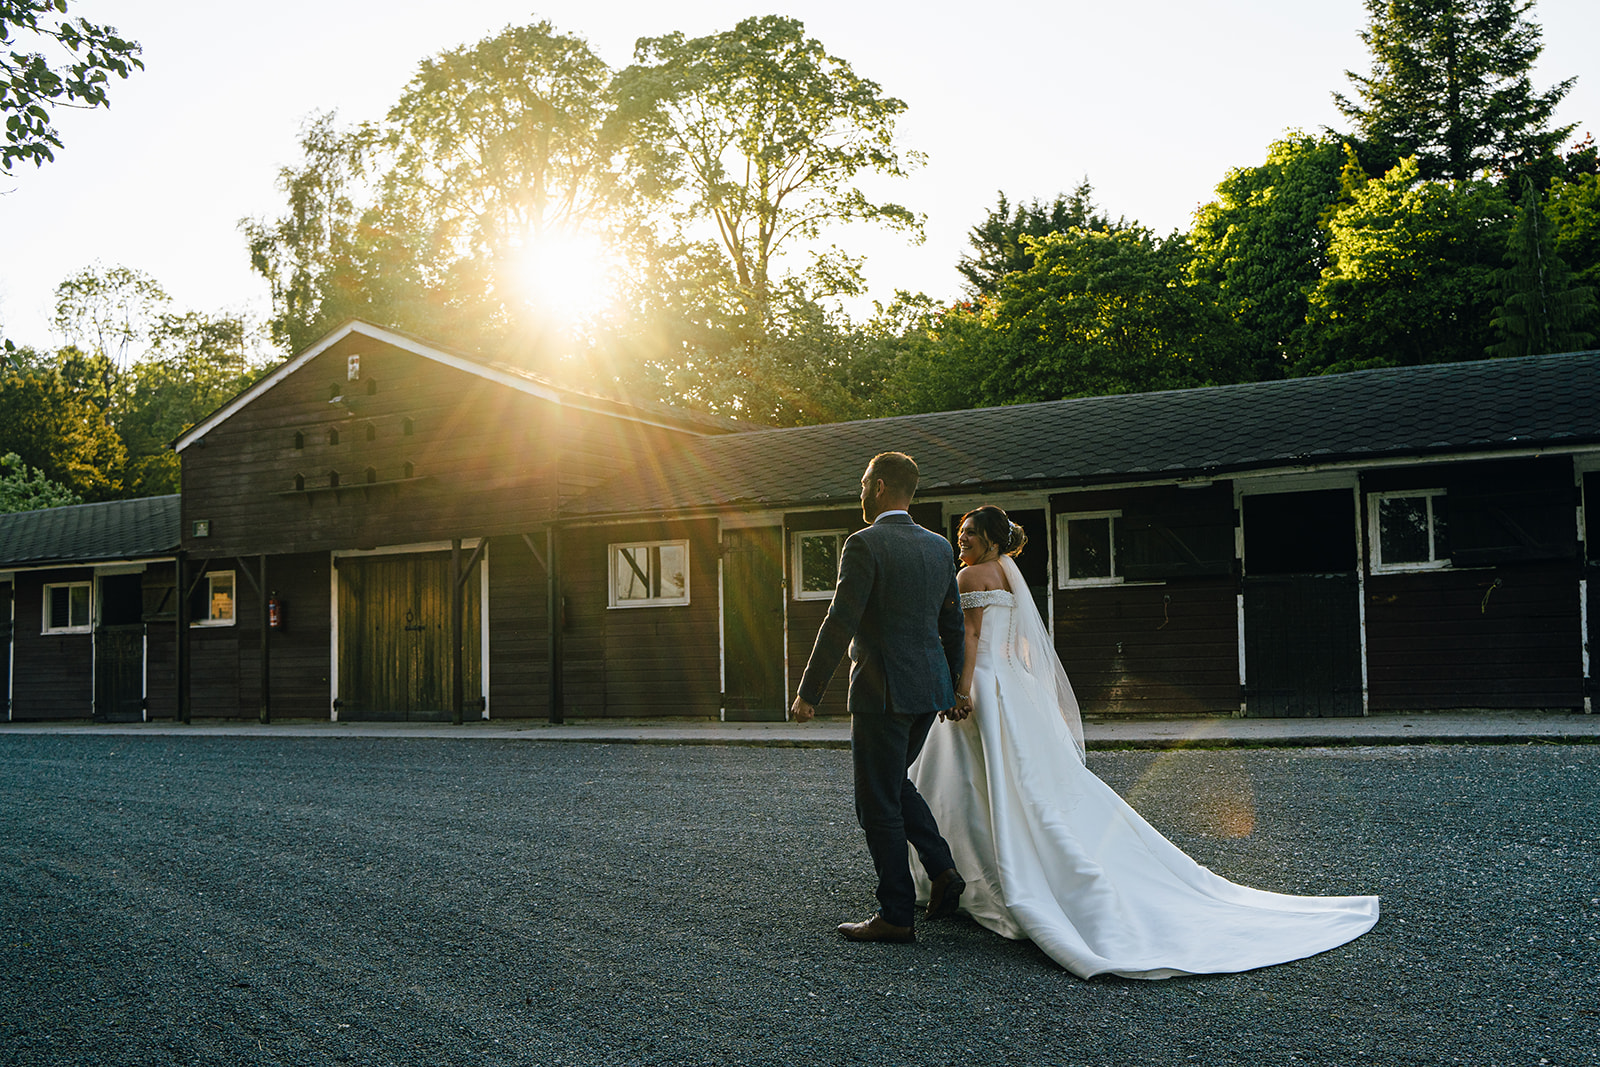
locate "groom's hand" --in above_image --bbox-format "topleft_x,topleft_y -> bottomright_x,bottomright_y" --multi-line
790,697 -> 816,723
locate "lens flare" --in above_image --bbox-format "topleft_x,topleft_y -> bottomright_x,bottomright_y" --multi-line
509,230 -> 615,326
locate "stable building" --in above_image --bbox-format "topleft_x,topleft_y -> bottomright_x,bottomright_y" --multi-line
5,320 -> 1599,724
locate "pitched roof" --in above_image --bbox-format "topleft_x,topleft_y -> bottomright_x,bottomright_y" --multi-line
566,350 -> 1600,519
0,495 -> 180,568
174,319 -> 744,451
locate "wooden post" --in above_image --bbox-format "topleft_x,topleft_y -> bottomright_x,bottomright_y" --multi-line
258,554 -> 270,724
175,552 -> 190,724
451,538 -> 463,725
547,528 -> 564,724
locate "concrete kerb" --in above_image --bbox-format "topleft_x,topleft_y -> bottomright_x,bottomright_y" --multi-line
1,710 -> 1597,750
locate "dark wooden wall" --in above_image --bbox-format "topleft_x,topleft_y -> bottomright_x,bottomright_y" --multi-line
487,539 -> 550,719
180,334 -> 700,561
1363,459 -> 1583,710
559,518 -> 722,718
143,562 -> 178,719
1055,579 -> 1240,716
1050,486 -> 1240,717
10,569 -> 94,720
184,553 -> 332,719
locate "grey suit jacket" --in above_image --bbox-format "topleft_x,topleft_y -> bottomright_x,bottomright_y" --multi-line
796,514 -> 964,716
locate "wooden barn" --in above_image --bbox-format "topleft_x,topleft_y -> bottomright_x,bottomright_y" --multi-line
564,348 -> 1600,720
5,321 -> 1599,725
0,496 -> 180,721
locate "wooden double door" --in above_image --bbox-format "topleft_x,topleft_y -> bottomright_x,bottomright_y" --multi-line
1242,490 -> 1364,717
338,552 -> 481,721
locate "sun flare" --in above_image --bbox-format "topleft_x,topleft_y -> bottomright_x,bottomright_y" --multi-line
510,231 -> 615,326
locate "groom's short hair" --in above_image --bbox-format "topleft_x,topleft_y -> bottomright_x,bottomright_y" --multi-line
868,452 -> 919,498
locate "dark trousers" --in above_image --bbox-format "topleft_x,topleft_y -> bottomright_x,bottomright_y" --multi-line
851,706 -> 955,927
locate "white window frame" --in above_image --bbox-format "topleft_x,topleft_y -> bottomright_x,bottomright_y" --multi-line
608,540 -> 691,608
791,529 -> 849,601
1056,510 -> 1123,588
1368,489 -> 1450,573
192,569 -> 238,627
42,581 -> 92,634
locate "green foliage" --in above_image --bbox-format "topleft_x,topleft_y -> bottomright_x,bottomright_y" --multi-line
1546,172 -> 1600,291
1298,158 -> 1514,373
1488,178 -> 1597,357
887,229 -> 1249,410
0,450 -> 79,512
117,311 -> 264,495
1335,0 -> 1574,181
0,0 -> 141,173
958,182 -> 1116,298
616,15 -> 921,328
0,357 -> 125,499
1190,134 -> 1350,378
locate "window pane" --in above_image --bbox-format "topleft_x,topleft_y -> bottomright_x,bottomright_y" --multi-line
70,584 -> 90,627
1067,518 -> 1113,579
210,575 -> 234,622
1379,497 -> 1430,564
799,534 -> 841,592
1430,496 -> 1449,562
616,547 -> 650,600
657,544 -> 687,600
49,586 -> 70,629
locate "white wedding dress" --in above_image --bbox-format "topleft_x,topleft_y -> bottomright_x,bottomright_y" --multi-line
909,557 -> 1379,979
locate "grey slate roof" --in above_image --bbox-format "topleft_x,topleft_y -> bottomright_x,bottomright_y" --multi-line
0,495 -> 180,568
566,350 -> 1600,519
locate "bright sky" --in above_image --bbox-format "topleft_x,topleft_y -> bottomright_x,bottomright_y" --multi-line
2,0 -> 1595,352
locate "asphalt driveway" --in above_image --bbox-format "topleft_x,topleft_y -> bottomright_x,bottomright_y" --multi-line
0,735 -> 1594,1066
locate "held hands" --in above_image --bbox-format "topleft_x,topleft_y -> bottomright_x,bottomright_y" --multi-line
940,692 -> 973,722
790,696 -> 816,723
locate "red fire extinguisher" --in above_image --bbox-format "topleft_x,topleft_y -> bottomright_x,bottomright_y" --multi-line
268,593 -> 284,630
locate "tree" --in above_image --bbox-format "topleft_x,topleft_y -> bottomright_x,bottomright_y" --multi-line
0,450 -> 79,512
242,112 -> 368,355
957,182 -> 1117,298
1335,0 -> 1574,181
895,229 -> 1249,408
51,263 -> 169,372
1488,177 -> 1596,357
1189,134 -> 1350,379
0,0 -> 141,173
1298,158 -> 1514,373
1545,171 -> 1600,291
0,358 -> 125,499
246,22 -> 646,360
616,15 -> 922,328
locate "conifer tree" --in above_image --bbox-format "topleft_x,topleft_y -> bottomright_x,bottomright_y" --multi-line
1488,178 -> 1597,357
1336,0 -> 1574,181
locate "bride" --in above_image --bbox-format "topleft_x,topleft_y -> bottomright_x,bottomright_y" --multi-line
910,505 -> 1379,979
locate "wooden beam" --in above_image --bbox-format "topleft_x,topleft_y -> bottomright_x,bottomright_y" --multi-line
451,539 -> 464,726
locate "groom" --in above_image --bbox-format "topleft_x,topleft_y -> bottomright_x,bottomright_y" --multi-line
791,451 -> 967,943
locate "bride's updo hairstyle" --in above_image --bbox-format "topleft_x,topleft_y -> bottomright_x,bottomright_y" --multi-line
963,505 -> 1027,558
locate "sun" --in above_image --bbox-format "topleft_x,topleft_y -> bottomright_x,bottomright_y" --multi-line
509,230 -> 615,327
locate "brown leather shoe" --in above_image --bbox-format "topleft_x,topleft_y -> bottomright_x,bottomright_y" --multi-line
926,867 -> 966,921
837,914 -> 915,943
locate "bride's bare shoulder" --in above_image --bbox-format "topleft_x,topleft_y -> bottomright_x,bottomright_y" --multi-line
957,560 -> 1007,593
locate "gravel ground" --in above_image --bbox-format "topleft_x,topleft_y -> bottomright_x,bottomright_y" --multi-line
0,735 -> 1595,1067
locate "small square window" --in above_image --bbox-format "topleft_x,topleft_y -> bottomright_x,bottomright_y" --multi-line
793,530 -> 848,601
609,541 -> 690,607
1056,512 -> 1122,587
1369,491 -> 1449,572
192,570 -> 237,626
43,582 -> 92,633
